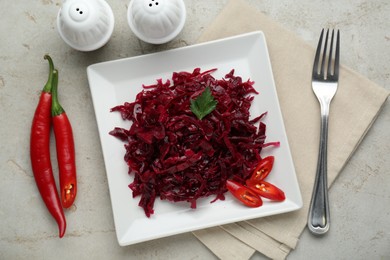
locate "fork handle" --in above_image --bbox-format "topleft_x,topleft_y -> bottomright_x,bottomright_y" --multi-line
308,107 -> 331,235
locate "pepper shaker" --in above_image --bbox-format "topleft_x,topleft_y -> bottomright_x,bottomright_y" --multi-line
57,0 -> 115,51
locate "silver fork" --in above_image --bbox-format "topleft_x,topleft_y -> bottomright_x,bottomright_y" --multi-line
308,29 -> 340,235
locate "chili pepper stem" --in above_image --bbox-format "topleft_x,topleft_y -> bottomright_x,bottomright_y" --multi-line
51,69 -> 64,116
43,55 -> 55,93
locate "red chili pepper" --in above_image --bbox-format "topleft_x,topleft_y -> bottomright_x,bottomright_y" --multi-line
226,180 -> 263,207
246,180 -> 285,201
248,156 -> 274,183
30,55 -> 66,238
51,69 -> 77,208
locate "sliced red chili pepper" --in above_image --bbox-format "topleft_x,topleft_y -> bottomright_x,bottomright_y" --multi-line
246,180 -> 285,201
51,69 -> 77,208
249,156 -> 274,182
30,55 -> 66,237
226,180 -> 262,207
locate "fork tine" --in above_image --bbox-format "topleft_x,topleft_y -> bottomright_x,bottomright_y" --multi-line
334,30 -> 340,79
320,29 -> 329,77
312,29 -> 324,76
327,30 -> 335,78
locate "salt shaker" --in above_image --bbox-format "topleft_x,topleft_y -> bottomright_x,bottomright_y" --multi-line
127,0 -> 186,44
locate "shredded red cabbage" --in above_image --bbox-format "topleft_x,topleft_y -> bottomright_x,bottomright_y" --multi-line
110,68 -> 276,217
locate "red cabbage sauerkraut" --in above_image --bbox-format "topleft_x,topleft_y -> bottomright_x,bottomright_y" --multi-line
110,68 -> 277,217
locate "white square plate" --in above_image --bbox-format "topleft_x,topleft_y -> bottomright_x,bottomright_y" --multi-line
87,31 -> 302,246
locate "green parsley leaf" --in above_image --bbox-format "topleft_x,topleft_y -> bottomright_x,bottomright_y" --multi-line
190,87 -> 218,120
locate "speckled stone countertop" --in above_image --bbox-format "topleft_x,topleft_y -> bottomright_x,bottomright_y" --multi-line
1,1 -> 389,259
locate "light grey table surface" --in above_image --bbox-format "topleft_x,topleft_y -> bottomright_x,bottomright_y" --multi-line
1,0 -> 389,259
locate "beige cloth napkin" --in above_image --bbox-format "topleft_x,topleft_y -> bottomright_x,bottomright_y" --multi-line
192,0 -> 390,259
